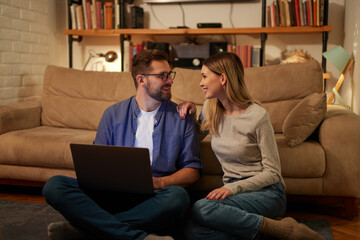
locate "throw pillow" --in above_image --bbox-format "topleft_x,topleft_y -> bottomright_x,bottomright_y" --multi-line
282,92 -> 327,147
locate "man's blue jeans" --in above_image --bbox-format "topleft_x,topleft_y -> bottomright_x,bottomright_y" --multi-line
42,175 -> 190,240
186,181 -> 287,240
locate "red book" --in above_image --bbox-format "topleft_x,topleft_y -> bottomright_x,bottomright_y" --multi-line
86,2 -> 92,30
239,45 -> 247,68
295,0 -> 301,26
306,0 -> 311,26
95,1 -> 102,29
271,2 -> 276,27
313,0 -> 317,26
136,43 -> 143,53
246,45 -> 253,68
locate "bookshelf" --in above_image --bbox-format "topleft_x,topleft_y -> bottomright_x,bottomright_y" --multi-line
65,0 -> 331,77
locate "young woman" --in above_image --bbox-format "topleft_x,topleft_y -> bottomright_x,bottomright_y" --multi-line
178,52 -> 323,240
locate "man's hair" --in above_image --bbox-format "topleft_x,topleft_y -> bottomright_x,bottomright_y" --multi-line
131,49 -> 169,88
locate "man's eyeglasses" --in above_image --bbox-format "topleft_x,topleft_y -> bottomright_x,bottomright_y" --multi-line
141,71 -> 176,82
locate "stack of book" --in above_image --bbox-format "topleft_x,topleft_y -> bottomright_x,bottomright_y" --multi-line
266,0 -> 328,27
227,44 -> 261,68
69,0 -> 121,30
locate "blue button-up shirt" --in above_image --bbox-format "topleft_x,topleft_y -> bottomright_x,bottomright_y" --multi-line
94,96 -> 202,177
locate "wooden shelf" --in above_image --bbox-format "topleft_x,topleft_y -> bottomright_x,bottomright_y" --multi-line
64,26 -> 332,36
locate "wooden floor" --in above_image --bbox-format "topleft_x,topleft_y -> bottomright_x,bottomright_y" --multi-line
1,185 -> 359,240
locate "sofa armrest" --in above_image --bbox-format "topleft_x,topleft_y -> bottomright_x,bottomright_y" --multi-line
0,100 -> 42,134
318,105 -> 360,198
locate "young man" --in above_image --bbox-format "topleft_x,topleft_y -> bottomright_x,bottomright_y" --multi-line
43,50 -> 202,240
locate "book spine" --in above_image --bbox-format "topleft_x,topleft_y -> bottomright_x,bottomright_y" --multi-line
303,0 -> 307,26
289,0 -> 296,26
271,3 -> 276,27
86,2 -> 92,29
309,0 -> 313,26
299,0 -> 304,26
115,2 -> 120,29
313,0 -> 318,26
278,0 -> 285,26
76,5 -> 84,30
105,2 -> 113,29
284,0 -> 291,26
82,0 -> 88,29
246,45 -> 253,68
91,0 -> 96,29
251,47 -> 261,67
123,40 -> 130,72
70,4 -> 77,30
294,0 -> 300,26
95,1 -> 102,29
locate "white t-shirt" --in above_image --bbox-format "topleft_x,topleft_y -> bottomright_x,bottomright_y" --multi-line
134,106 -> 160,164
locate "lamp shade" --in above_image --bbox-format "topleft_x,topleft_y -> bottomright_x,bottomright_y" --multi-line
323,46 -> 351,73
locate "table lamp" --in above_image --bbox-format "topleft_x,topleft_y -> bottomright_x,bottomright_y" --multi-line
83,50 -> 118,71
322,46 -> 354,108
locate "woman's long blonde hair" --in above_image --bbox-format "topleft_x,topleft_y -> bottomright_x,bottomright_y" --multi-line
201,52 -> 259,135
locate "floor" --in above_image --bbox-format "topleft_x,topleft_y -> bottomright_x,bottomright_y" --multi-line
0,185 -> 359,240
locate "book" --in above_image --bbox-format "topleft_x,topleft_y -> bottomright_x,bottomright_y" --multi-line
95,1 -> 102,29
302,0 -> 307,26
274,1 -> 280,26
70,4 -> 77,30
82,0 -> 88,29
105,2 -> 113,29
313,0 -> 317,26
319,0 -> 324,25
91,0 -> 96,29
278,0 -> 286,26
266,5 -> 271,27
86,1 -> 92,30
294,0 -> 301,26
251,47 -> 261,67
270,3 -> 276,27
299,0 -> 304,26
246,45 -> 253,68
308,0 -> 313,26
123,39 -> 130,72
289,0 -> 296,26
284,0 -> 291,26
76,5 -> 84,30
115,1 -> 120,29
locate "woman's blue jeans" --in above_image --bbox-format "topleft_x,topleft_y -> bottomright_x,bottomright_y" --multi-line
42,175 -> 190,240
186,181 -> 287,240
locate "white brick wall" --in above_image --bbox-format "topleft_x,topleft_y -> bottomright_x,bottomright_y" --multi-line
0,0 -> 49,105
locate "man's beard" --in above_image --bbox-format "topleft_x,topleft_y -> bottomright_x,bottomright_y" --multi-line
145,82 -> 172,102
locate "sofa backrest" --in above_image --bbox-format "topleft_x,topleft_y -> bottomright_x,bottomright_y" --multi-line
42,60 -> 323,132
42,65 -> 136,130
172,60 -> 324,133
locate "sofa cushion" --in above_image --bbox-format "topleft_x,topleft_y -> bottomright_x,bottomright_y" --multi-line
276,134 -> 325,178
244,60 -> 324,133
0,126 -> 96,169
282,92 -> 326,147
41,66 -> 136,130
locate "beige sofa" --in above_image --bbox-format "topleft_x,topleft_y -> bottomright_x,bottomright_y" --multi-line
1,60 -> 359,218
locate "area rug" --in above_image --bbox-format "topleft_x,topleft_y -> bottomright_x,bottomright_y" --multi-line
0,199 -> 334,240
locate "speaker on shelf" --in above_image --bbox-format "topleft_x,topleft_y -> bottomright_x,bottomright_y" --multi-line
174,58 -> 204,69
146,42 -> 170,55
131,6 -> 144,29
209,42 -> 228,56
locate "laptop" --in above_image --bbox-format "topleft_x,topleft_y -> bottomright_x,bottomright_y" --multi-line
70,143 -> 154,194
